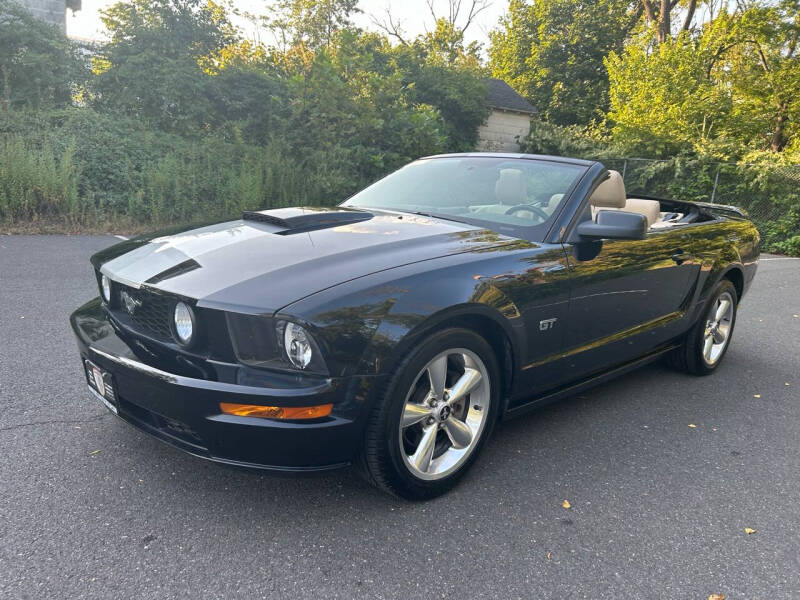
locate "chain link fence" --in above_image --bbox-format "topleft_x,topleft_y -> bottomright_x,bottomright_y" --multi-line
596,157 -> 800,255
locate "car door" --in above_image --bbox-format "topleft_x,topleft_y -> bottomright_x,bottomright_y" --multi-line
558,225 -> 697,379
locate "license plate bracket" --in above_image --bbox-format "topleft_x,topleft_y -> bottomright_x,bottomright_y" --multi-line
84,359 -> 118,415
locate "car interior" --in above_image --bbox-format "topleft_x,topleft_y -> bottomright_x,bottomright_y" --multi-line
587,170 -> 710,230
466,167 -> 712,231
346,159 -> 584,228
345,159 -> 715,233
467,167 -> 565,223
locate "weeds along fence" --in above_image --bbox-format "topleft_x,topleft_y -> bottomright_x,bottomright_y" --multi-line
599,157 -> 800,255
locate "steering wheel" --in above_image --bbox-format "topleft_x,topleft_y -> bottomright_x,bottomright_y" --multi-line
505,204 -> 550,221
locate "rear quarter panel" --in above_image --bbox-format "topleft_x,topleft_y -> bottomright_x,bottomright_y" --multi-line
687,216 -> 759,311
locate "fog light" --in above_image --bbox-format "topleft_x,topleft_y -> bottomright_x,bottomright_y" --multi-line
220,402 -> 333,420
101,274 -> 112,302
173,301 -> 195,345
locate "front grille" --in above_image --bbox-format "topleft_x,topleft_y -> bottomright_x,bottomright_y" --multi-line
102,276 -> 237,363
113,283 -> 175,341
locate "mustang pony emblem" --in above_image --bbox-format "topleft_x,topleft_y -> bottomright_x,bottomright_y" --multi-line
120,291 -> 142,315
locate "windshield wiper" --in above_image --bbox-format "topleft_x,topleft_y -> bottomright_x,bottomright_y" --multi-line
354,205 -> 472,226
407,210 -> 470,225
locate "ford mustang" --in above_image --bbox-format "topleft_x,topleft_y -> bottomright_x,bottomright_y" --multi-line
71,153 -> 759,499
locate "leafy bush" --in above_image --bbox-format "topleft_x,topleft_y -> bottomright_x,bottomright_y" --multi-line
0,104 -> 431,228
776,235 -> 800,257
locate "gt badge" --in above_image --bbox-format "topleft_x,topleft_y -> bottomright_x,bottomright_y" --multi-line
539,318 -> 557,331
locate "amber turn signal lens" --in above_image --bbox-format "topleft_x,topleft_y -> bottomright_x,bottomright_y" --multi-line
219,402 -> 333,420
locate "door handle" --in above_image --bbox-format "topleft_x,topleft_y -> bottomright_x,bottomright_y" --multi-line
671,249 -> 688,264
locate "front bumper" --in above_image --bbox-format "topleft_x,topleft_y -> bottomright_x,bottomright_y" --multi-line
71,299 -> 381,473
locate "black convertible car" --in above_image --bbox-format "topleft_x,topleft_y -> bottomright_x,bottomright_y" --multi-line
71,153 -> 759,499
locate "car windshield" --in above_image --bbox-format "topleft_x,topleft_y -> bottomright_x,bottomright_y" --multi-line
342,156 -> 587,239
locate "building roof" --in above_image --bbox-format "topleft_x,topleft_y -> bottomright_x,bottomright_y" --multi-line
485,78 -> 537,115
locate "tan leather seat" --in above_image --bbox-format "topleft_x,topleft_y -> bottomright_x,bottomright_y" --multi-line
471,169 -> 527,216
589,170 -> 627,209
495,169 -> 526,206
621,198 -> 660,227
589,171 -> 660,228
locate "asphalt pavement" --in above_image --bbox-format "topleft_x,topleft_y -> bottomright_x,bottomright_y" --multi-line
1,234 -> 798,599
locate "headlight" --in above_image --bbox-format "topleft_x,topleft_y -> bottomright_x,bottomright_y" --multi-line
226,314 -> 327,373
282,322 -> 313,369
274,320 -> 326,372
100,274 -> 112,302
173,301 -> 195,345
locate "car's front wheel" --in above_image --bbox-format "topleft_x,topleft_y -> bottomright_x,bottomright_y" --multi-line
360,328 -> 500,500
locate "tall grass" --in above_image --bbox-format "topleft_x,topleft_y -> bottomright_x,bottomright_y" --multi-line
0,110 -> 370,231
0,137 -> 79,225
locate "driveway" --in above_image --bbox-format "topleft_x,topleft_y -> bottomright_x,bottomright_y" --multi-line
1,235 -> 798,599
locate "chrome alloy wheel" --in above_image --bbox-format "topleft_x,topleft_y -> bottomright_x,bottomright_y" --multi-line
702,291 -> 734,366
398,348 -> 491,481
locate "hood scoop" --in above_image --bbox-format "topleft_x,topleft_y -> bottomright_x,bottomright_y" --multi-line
242,207 -> 373,234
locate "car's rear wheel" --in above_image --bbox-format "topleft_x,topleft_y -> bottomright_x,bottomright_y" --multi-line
670,279 -> 738,375
360,328 -> 500,500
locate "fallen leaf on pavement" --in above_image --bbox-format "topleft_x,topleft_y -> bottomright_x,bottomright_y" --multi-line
89,450 -> 100,456
745,527 -> 756,535
561,500 -> 571,509
708,594 -> 726,600
546,552 -> 551,560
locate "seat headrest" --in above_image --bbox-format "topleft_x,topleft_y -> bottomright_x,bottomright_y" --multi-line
495,169 -> 526,206
590,170 -> 626,208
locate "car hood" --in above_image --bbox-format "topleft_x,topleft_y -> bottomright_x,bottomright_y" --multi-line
94,207 -> 518,313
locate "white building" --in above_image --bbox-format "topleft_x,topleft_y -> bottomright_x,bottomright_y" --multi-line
477,79 -> 537,153
17,0 -> 80,32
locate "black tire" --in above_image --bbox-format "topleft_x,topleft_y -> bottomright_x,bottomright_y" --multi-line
669,279 -> 738,375
359,327 -> 501,500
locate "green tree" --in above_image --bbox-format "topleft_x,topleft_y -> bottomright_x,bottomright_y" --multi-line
372,0 -> 490,67
0,0 -> 87,113
366,1 -> 492,150
489,0 -> 641,126
639,0 -> 699,44
93,0 -> 238,133
264,0 -> 360,50
705,2 -> 800,152
391,43 -> 489,151
606,2 -> 800,156
605,31 -> 729,156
